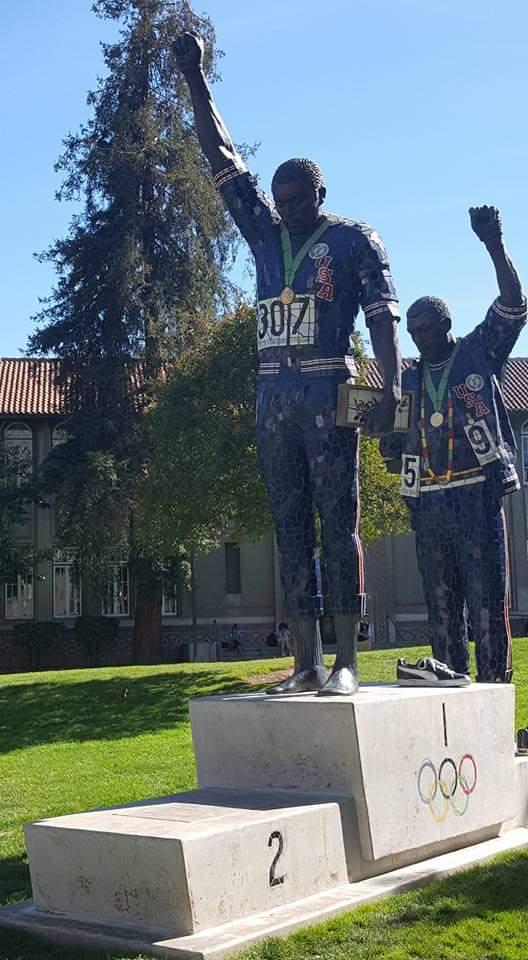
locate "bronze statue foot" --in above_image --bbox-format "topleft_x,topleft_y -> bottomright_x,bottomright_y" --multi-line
317,666 -> 359,696
266,666 -> 327,695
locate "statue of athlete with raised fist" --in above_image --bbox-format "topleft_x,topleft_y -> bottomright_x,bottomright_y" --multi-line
383,206 -> 526,685
175,32 -> 401,695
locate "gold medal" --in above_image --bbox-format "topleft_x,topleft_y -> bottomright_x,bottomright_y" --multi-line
430,411 -> 444,427
280,286 -> 295,305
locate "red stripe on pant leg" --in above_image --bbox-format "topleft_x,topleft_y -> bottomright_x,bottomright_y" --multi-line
354,435 -> 365,596
501,506 -> 513,676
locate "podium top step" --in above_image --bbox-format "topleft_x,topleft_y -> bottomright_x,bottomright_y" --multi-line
190,682 -> 514,706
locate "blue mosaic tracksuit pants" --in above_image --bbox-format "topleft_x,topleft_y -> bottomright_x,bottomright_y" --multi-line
411,484 -> 512,682
256,373 -> 364,619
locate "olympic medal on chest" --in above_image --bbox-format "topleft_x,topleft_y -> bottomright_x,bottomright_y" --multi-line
430,411 -> 444,428
279,286 -> 296,305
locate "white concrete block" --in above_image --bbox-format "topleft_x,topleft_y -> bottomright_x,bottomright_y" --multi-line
25,788 -> 349,935
4,827 -> 528,960
5,682 -> 520,959
190,684 -> 516,862
506,755 -> 528,828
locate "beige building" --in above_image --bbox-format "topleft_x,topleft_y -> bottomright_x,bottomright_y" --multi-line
1,356 -> 528,670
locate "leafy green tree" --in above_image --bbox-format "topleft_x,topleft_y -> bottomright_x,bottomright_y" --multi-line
143,305 -> 408,569
353,335 -> 410,548
359,434 -> 409,547
138,304 -> 270,566
29,0 -> 240,661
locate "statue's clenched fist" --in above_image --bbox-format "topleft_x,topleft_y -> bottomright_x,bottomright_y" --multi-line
469,205 -> 502,246
173,32 -> 204,74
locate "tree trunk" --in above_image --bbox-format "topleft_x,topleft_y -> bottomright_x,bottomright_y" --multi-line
132,572 -> 163,664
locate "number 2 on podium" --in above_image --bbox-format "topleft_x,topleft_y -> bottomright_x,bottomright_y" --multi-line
268,830 -> 285,886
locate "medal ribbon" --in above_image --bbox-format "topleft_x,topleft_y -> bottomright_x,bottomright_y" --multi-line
422,342 -> 460,414
280,219 -> 331,288
419,345 -> 459,484
419,389 -> 455,483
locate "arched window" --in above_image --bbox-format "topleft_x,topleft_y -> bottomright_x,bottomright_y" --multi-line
51,423 -> 69,448
4,422 -> 33,482
522,422 -> 528,486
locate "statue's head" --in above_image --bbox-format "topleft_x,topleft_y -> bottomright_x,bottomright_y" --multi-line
271,158 -> 326,235
407,296 -> 453,362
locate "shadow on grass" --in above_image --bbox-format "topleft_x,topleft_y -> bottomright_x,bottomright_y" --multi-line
0,855 -> 30,907
0,669 -> 249,753
0,927 -> 148,960
390,849 -> 528,925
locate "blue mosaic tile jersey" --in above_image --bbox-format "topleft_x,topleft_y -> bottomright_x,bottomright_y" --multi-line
385,299 -> 526,497
217,164 -> 399,379
214,160 -> 400,620
381,296 -> 527,681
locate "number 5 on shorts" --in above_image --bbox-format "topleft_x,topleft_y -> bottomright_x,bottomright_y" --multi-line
400,454 -> 420,497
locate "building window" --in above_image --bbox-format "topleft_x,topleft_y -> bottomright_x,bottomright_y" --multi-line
522,421 -> 528,485
53,549 -> 81,618
225,543 -> 241,595
4,422 -> 33,483
162,579 -> 183,616
52,423 -> 69,448
5,568 -> 33,619
102,560 -> 129,617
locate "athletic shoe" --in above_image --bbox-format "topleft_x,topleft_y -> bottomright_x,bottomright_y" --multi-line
397,657 -> 470,687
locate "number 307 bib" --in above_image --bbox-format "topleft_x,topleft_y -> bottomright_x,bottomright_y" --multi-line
257,294 -> 316,350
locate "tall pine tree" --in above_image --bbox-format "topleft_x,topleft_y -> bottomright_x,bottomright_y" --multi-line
30,0 -> 239,661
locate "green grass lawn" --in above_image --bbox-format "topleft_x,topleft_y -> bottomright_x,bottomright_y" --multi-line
1,641 -> 528,960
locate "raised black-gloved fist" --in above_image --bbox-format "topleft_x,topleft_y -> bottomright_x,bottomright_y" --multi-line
469,205 -> 502,246
173,32 -> 204,74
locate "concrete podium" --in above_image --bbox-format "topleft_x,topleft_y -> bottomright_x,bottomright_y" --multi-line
2,684 -> 528,959
191,684 -> 515,870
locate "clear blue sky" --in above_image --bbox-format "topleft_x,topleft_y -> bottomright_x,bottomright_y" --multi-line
1,0 -> 528,359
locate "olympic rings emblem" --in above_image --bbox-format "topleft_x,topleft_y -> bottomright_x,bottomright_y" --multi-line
417,754 -> 477,822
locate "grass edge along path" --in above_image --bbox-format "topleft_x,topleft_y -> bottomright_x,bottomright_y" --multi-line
1,640 -> 528,959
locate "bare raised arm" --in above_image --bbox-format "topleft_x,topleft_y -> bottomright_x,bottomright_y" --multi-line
469,205 -> 524,307
174,33 -> 242,175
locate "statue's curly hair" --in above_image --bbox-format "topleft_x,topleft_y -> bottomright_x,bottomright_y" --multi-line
407,296 -> 451,328
271,158 -> 325,193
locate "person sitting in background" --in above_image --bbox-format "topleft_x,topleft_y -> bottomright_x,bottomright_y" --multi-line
230,623 -> 243,657
277,622 -> 292,657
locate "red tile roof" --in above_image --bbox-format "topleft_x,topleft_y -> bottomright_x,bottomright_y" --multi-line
1,356 -> 528,416
0,359 -> 65,417
502,357 -> 528,413
362,357 -> 413,389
